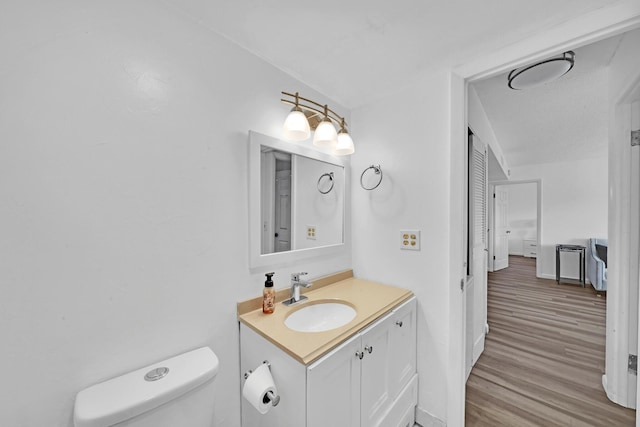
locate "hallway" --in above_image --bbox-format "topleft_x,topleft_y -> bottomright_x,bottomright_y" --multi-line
465,256 -> 636,426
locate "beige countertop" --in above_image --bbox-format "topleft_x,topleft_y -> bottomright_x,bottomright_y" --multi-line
237,270 -> 413,365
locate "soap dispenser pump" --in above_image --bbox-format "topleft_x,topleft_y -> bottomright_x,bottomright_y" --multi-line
263,272 -> 276,314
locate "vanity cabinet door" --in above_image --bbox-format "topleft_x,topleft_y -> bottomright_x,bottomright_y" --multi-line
388,297 -> 417,400
306,296 -> 417,427
307,334 -> 361,427
360,312 -> 393,427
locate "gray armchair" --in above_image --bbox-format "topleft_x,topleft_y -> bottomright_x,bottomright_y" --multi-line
587,238 -> 607,291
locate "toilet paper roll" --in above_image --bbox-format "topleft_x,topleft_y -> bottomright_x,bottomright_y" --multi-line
242,363 -> 277,414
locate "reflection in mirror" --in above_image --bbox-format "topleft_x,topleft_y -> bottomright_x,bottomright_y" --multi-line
317,172 -> 334,195
260,147 -> 344,255
249,131 -> 347,269
261,147 -> 292,253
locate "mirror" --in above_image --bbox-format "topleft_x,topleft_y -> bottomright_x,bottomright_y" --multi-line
249,131 -> 347,269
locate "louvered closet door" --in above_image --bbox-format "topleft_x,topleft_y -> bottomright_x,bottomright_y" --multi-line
469,134 -> 488,367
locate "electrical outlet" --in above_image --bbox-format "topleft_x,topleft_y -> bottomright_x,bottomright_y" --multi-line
306,225 -> 316,240
400,230 -> 420,251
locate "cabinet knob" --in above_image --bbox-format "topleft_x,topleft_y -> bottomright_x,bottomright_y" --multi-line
355,351 -> 364,360
364,345 -> 373,354
396,320 -> 403,327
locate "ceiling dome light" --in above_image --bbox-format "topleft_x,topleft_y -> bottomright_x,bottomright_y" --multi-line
313,118 -> 338,147
283,107 -> 310,141
508,51 -> 575,90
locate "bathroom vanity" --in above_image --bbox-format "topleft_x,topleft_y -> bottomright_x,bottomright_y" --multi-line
237,270 -> 417,427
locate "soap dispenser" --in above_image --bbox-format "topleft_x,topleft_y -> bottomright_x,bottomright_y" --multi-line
263,272 -> 276,314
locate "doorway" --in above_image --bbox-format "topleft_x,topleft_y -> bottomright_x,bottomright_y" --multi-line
488,181 -> 541,278
449,14 -> 640,427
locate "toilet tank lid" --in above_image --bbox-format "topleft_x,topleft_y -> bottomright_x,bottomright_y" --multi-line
74,347 -> 219,427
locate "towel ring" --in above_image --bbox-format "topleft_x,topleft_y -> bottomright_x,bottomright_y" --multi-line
317,172 -> 334,194
360,165 -> 383,190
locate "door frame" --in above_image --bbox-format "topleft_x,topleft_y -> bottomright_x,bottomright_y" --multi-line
448,7 -> 640,426
605,74 -> 640,409
633,96 -> 640,412
488,180 -> 542,278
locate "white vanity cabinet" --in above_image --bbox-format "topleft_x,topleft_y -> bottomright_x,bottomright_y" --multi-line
240,296 -> 417,427
307,333 -> 362,426
307,297 -> 417,427
523,239 -> 537,258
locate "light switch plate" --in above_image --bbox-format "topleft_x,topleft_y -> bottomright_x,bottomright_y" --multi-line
400,230 -> 420,251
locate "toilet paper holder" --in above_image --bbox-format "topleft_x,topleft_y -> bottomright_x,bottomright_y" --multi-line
243,360 -> 280,407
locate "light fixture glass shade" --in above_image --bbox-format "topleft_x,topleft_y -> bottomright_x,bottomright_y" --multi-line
333,131 -> 355,155
313,119 -> 338,147
283,108 -> 310,141
508,51 -> 575,90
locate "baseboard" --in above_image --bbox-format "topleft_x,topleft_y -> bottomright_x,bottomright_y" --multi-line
415,407 -> 446,427
472,334 -> 485,364
602,374 -> 609,397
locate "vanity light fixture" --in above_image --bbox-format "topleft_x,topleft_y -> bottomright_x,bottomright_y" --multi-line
507,51 -> 575,90
281,91 -> 355,155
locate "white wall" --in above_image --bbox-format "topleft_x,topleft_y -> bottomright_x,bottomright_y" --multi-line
504,183 -> 537,255
468,85 -> 510,180
351,71 -> 451,422
509,157 -> 608,279
0,2 -> 352,426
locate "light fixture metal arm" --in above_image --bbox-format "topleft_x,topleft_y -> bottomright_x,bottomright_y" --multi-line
281,91 -> 348,131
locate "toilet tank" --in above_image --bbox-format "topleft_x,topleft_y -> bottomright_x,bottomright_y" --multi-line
74,347 -> 219,427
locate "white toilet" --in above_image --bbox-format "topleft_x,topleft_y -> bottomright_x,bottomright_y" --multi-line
74,347 -> 219,427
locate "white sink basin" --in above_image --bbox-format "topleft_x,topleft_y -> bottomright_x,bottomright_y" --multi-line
284,300 -> 357,332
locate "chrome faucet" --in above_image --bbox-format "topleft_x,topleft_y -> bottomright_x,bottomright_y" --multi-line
283,272 -> 312,306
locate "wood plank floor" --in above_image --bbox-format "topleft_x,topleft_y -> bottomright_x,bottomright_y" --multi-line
465,256 -> 636,426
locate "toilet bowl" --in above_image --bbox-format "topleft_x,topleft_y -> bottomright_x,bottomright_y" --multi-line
74,347 -> 219,427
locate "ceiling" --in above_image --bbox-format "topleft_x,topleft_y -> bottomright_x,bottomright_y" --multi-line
161,0 -> 631,170
472,33 -> 625,168
164,0 -> 622,109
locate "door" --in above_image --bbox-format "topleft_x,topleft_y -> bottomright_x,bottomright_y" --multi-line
629,99 -> 639,407
493,185 -> 510,271
636,99 -> 640,414
274,170 -> 291,252
468,134 -> 488,369
307,334 -> 361,427
261,152 -> 276,254
387,298 -> 417,400
360,313 -> 393,427
465,275 -> 474,380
